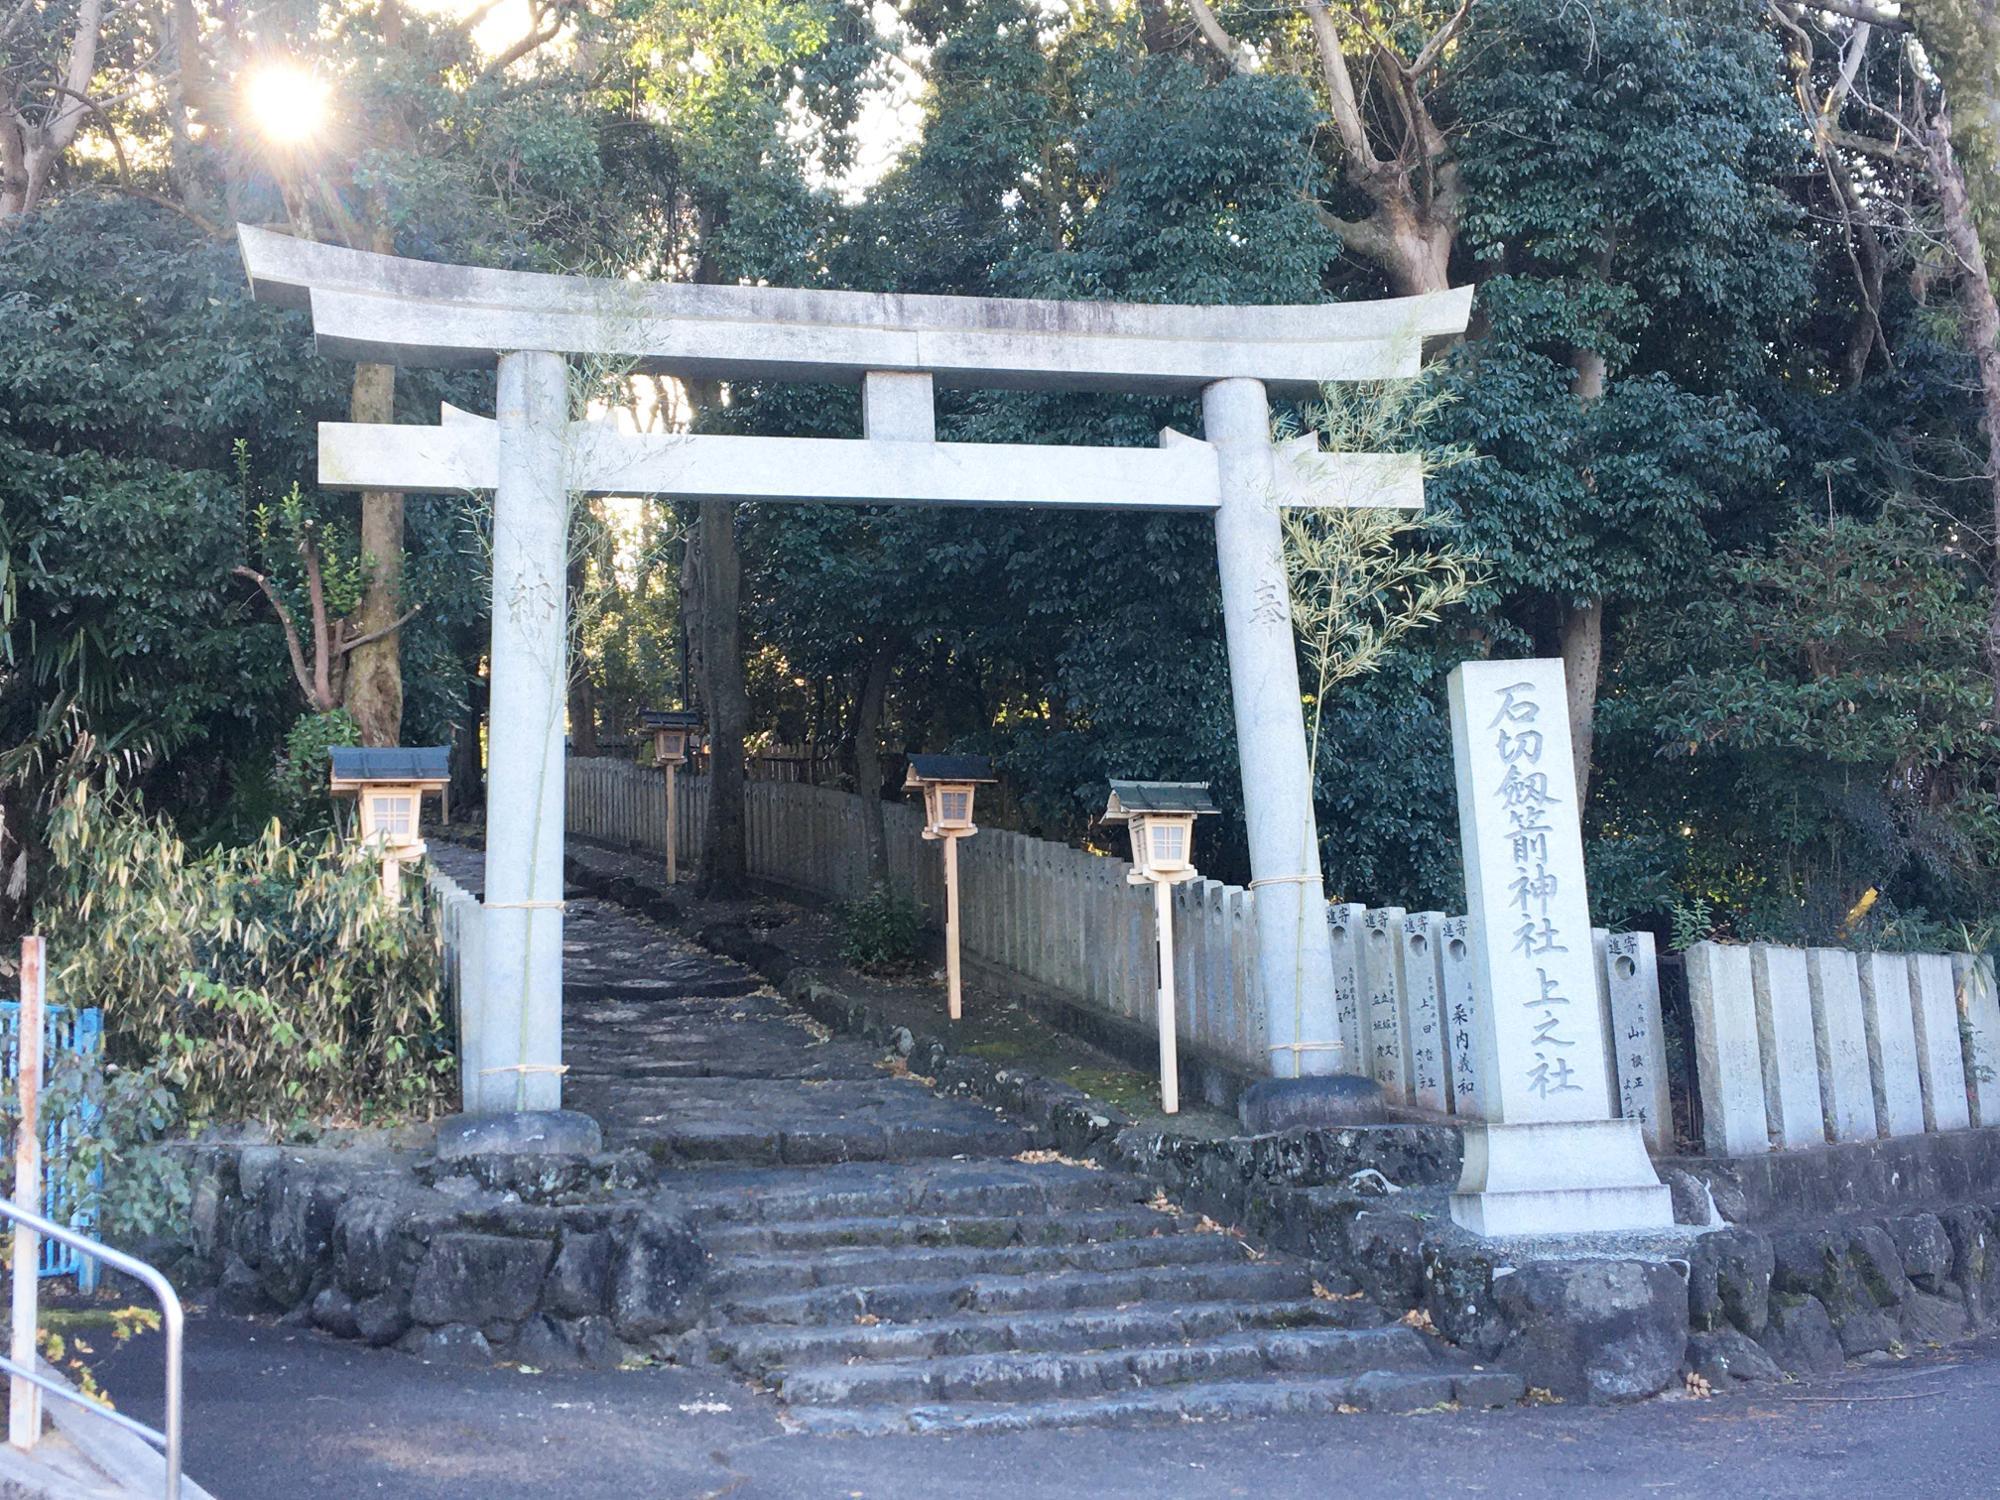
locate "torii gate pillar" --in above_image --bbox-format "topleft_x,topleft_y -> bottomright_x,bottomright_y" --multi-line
1204,379 -> 1343,1084
479,350 -> 570,1112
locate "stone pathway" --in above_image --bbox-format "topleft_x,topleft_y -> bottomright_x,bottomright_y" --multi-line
431,843 -> 1519,1433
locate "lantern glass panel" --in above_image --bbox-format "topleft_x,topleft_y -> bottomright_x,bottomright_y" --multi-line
940,789 -> 971,825
367,791 -> 416,842
1149,819 -> 1187,870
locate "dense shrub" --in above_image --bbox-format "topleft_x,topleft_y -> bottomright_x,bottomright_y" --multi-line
38,783 -> 455,1126
837,884 -> 926,972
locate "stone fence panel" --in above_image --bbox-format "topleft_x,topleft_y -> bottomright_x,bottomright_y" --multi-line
1686,940 -> 2000,1155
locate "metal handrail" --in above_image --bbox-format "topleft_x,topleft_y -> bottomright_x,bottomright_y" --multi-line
1,1194 -> 182,1499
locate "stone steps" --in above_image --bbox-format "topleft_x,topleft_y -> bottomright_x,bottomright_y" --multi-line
713,1257 -> 1319,1326
703,1297 -> 1382,1375
676,1161 -> 1142,1224
782,1369 -> 1526,1437
776,1324 -> 1440,1407
605,1080 -> 1035,1165
702,1205 -> 1184,1254
684,1157 -> 1525,1430
709,1232 -> 1255,1297
537,853 -> 1526,1432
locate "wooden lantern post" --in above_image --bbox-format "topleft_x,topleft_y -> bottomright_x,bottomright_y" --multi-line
904,755 -> 997,1022
328,747 -> 451,904
639,710 -> 702,885
1102,781 -> 1219,1115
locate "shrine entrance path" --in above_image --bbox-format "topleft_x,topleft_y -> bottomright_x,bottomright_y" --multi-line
425,840 -> 1505,1436
432,842 -> 1036,1163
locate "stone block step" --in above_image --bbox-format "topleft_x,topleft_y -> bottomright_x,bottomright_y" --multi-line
716,1259 -> 1316,1326
702,1206 -> 1179,1254
777,1324 -> 1437,1407
675,1162 -> 1144,1225
712,1232 -> 1254,1297
707,1298 -> 1385,1375
782,1368 -> 1524,1436
626,1118 -> 1034,1166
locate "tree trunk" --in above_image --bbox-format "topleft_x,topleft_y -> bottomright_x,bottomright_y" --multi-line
1558,599 -> 1605,807
694,497 -> 750,894
344,361 -> 406,745
566,671 -> 600,759
451,676 -> 485,825
0,0 -> 104,222
1923,98 -> 2000,726
1562,318 -> 1611,806
852,641 -> 895,885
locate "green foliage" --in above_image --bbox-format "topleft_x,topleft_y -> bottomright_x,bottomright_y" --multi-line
273,710 -> 361,837
38,784 -> 455,1126
9,0 -> 2000,956
1283,375 -> 1484,768
1669,895 -> 1717,953
1609,502 -> 2000,942
837,884 -> 926,972
33,1049 -> 190,1245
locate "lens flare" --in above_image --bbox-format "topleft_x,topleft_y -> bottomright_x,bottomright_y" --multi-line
244,64 -> 329,146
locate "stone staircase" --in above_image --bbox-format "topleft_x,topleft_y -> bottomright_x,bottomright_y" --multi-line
521,861 -> 1528,1433
670,1158 -> 1523,1434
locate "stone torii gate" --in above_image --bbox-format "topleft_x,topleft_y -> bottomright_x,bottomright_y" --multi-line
238,225 -> 1473,1116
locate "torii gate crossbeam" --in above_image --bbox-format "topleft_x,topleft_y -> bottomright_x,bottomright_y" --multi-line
238,225 -> 1473,1117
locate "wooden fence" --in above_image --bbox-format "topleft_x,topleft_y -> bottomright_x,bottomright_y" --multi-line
563,757 -> 1671,1142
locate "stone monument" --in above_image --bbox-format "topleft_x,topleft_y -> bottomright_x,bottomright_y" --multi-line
1445,658 -> 1673,1236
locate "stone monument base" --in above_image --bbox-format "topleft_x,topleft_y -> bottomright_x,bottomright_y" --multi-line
1450,1118 -> 1674,1237
1237,1074 -> 1389,1133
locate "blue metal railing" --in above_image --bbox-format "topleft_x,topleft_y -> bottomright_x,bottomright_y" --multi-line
1,1000 -> 104,1289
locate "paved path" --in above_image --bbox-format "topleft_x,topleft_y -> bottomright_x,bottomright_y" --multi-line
93,1317 -> 2000,1499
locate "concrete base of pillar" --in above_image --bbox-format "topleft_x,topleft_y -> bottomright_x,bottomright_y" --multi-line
1237,1074 -> 1389,1134
1449,1119 -> 1675,1237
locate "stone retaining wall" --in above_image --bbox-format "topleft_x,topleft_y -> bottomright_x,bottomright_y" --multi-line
176,1140 -> 704,1370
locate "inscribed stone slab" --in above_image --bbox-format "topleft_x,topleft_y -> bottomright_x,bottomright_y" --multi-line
1603,931 -> 1670,1154
1685,942 -> 1768,1157
1806,948 -> 1876,1144
1397,913 -> 1450,1112
1438,915 -> 1483,1119
1857,953 -> 1926,1140
1326,904 -> 1368,1080
1952,954 -> 2000,1127
1908,953 -> 1972,1134
1360,906 -> 1409,1102
1444,661 -> 1614,1124
1750,944 -> 1826,1150
1444,659 -> 1669,1235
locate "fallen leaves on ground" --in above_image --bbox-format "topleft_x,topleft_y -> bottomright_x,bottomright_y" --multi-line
1013,1148 -> 1100,1169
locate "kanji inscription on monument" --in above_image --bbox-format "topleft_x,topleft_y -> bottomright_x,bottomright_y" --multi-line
1445,658 -> 1672,1236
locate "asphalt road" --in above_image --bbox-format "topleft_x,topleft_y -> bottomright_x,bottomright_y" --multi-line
88,1314 -> 2000,1500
